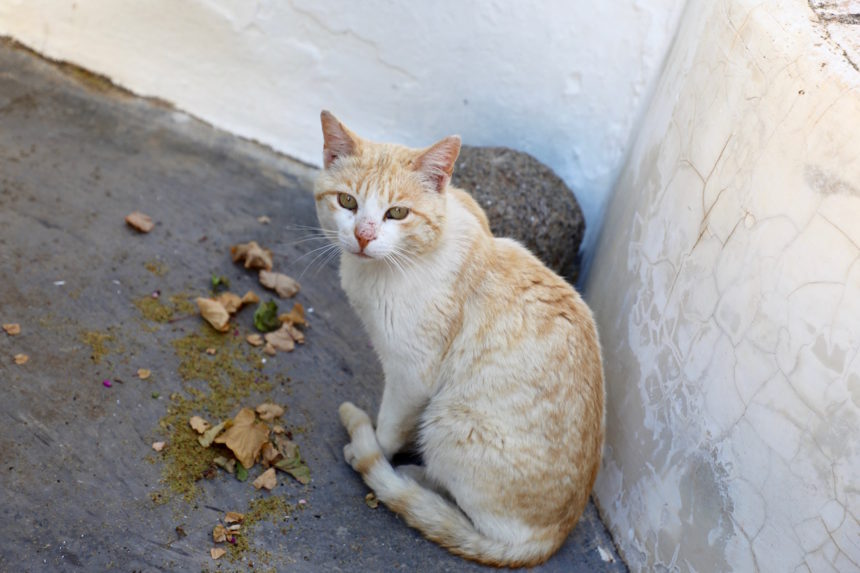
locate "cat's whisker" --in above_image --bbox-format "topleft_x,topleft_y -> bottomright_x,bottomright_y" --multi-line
298,243 -> 342,279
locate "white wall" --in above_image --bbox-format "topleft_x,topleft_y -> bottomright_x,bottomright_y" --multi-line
586,0 -> 860,570
0,0 -> 684,260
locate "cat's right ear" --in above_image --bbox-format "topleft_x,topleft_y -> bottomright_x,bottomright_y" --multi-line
321,110 -> 358,169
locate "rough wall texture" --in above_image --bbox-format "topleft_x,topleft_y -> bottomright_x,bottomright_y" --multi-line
585,0 -> 860,571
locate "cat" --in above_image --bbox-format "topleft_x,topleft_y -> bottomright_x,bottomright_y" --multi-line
314,110 -> 604,567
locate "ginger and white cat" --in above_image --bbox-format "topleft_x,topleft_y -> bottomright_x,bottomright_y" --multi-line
314,111 -> 604,567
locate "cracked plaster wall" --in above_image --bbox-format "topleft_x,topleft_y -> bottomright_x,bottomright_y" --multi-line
0,0 -> 684,259
585,0 -> 860,571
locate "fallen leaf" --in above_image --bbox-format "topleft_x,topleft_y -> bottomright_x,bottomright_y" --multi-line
196,297 -> 231,332
2,323 -> 20,336
254,300 -> 280,332
210,547 -> 226,560
241,290 -> 260,305
224,511 -> 244,524
260,441 -> 280,467
230,241 -> 273,271
263,343 -> 277,356
198,419 -> 230,448
365,492 -> 379,509
253,467 -> 277,490
236,462 -> 249,482
246,333 -> 263,347
125,211 -> 154,233
272,434 -> 311,484
213,524 -> 227,543
259,270 -> 301,298
215,292 -> 243,314
189,415 -> 211,434
257,215 -> 271,225
271,425 -> 285,434
279,303 -> 307,328
213,456 -> 236,475
205,347 -> 217,355
264,324 -> 295,353
214,408 -> 270,469
286,324 -> 305,344
14,353 -> 28,365
137,368 -> 151,380
151,441 -> 166,452
256,403 -> 284,422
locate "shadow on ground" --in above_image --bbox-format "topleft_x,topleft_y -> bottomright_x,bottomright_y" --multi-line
0,40 -> 626,572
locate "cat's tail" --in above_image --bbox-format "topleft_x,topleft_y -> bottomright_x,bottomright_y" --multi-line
338,402 -> 561,568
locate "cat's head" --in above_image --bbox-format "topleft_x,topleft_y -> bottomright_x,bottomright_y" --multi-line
314,111 -> 461,261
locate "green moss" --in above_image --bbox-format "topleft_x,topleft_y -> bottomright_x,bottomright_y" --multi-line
144,260 -> 169,276
228,496 -> 293,562
133,292 -> 196,323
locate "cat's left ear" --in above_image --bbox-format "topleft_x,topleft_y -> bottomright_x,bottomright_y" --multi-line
413,136 -> 461,193
320,110 -> 360,169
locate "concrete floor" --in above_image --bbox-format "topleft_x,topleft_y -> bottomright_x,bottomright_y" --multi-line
0,40 -> 626,572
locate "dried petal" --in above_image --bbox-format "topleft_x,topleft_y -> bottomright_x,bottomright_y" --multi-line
256,403 -> 284,422
137,368 -> 151,380
230,241 -> 273,271
264,324 -> 295,353
189,415 -> 211,434
2,323 -> 21,336
246,333 -> 263,347
125,211 -> 154,233
213,524 -> 227,543
225,511 -> 244,524
151,441 -> 166,452
210,547 -> 226,560
259,270 -> 301,298
214,408 -> 270,469
252,467 -> 277,490
278,303 -> 307,328
196,297 -> 231,332
14,353 -> 28,365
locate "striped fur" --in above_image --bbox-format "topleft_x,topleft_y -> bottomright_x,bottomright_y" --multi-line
315,111 -> 604,567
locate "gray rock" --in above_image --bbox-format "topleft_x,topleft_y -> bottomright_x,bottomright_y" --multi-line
451,145 -> 586,283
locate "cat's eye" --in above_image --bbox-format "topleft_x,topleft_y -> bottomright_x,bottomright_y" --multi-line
338,193 -> 357,210
385,206 -> 410,220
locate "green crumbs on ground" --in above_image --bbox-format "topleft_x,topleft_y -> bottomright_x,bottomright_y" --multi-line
144,259 -> 169,276
228,496 -> 293,561
151,325 -> 272,502
133,292 -> 196,323
79,329 -> 118,364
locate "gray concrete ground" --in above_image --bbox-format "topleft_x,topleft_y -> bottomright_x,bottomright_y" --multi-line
0,40 -> 626,572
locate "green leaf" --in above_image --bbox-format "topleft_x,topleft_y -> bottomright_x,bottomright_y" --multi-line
236,462 -> 249,482
253,300 -> 281,332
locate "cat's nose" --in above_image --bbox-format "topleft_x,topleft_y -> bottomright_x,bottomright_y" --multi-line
355,224 -> 377,251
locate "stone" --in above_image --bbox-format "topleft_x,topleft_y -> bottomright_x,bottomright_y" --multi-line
451,146 -> 585,283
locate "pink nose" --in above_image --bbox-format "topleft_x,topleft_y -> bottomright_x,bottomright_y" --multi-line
355,224 -> 377,250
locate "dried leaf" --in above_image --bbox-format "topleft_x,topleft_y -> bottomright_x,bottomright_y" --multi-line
365,492 -> 379,509
264,324 -> 295,353
216,292 -> 243,314
286,324 -> 305,344
210,547 -> 226,560
272,434 -> 311,484
213,524 -> 227,543
259,270 -> 301,299
263,342 -> 277,356
213,456 -> 236,475
151,441 -> 166,452
198,419 -> 230,448
279,303 -> 307,328
13,353 -> 28,365
257,215 -> 271,225
241,290 -> 260,305
256,403 -> 284,422
137,368 -> 151,380
205,347 -> 217,355
125,211 -> 154,233
214,408 -> 270,469
271,425 -> 285,434
189,415 -> 211,434
230,241 -> 273,271
225,511 -> 244,524
246,333 -> 263,347
2,323 -> 20,336
260,442 -> 280,467
253,467 -> 277,490
254,300 -> 280,333
196,297 -> 231,332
